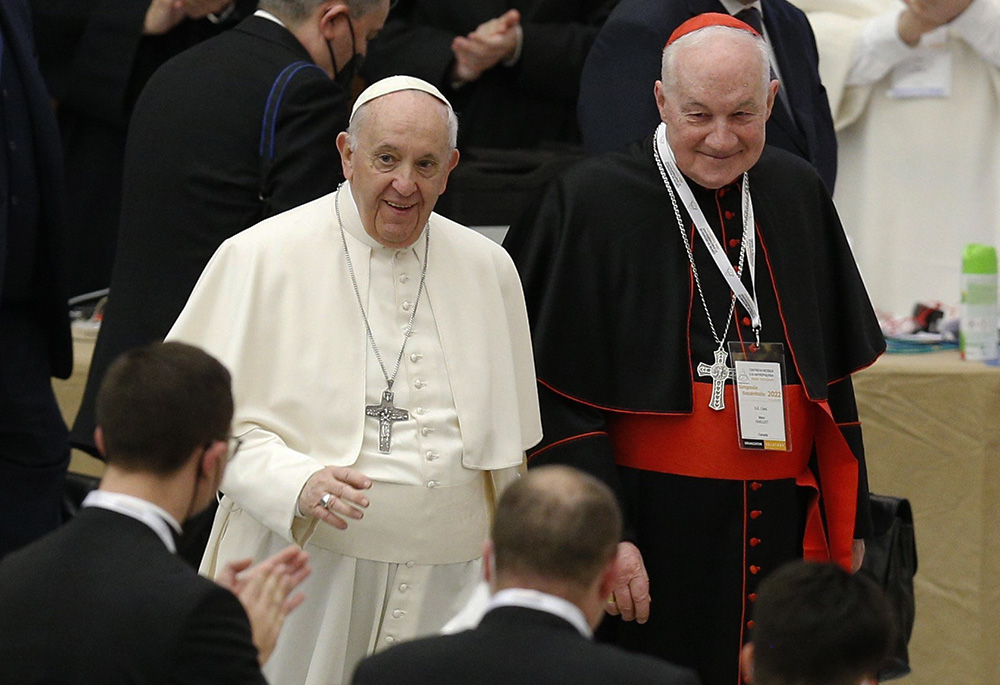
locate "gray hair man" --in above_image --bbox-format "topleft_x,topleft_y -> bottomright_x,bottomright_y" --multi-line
70,0 -> 393,568
503,12 -> 883,685
168,75 -> 542,683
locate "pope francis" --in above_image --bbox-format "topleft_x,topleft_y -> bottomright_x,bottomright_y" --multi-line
167,76 -> 542,684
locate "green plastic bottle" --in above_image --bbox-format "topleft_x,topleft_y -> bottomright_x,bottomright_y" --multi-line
960,244 -> 998,361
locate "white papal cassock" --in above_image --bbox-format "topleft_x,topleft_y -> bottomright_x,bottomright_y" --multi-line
167,183 -> 542,684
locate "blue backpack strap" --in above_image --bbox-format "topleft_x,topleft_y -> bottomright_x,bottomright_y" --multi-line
256,61 -> 326,207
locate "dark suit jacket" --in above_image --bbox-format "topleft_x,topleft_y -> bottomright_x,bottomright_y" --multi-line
363,0 -> 619,149
0,507 -> 266,684
352,605 -> 702,685
576,0 -> 838,191
71,16 -> 347,456
0,0 -> 71,377
30,0 -> 256,296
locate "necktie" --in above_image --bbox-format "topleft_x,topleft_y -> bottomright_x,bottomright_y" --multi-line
733,7 -> 790,113
735,6 -> 765,35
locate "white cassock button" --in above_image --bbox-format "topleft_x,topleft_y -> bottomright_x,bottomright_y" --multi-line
394,250 -> 407,259
425,451 -> 439,461
392,610 -> 405,619
415,407 -> 427,415
421,427 -> 433,436
414,379 -> 426,389
427,480 -> 439,488
385,636 -> 396,644
402,301 -> 412,311
409,353 -> 422,362
399,274 -> 409,283
399,583 -> 409,592
405,560 -> 415,568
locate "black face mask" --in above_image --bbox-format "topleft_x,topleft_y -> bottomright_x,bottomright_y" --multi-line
327,14 -> 364,89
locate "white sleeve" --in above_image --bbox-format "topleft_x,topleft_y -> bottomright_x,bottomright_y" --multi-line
167,238 -> 324,545
847,8 -> 915,85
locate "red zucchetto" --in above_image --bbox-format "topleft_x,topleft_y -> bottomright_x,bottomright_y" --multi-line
665,12 -> 761,47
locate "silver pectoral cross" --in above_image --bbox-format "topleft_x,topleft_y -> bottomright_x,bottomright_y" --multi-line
365,389 -> 409,453
697,348 -> 735,411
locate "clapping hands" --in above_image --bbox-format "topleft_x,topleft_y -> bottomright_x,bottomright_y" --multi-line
218,545 -> 312,665
451,9 -> 523,85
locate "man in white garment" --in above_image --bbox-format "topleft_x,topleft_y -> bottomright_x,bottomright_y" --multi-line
166,75 -> 542,685
791,0 -> 1000,317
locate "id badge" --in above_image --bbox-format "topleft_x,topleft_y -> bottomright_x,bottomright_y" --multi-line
728,342 -> 791,451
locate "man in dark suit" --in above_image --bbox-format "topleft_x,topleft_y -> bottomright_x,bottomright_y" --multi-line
0,0 -> 73,560
363,0 -> 619,149
30,0 -> 257,297
741,561 -> 894,685
577,0 -> 838,192
71,0 -> 390,565
351,465 -> 701,685
0,342 -> 311,683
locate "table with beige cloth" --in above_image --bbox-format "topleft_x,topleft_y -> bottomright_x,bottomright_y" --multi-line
52,333 -> 103,478
853,350 -> 1000,684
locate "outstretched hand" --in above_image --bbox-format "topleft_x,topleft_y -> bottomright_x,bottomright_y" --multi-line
218,545 -> 311,665
604,541 -> 651,624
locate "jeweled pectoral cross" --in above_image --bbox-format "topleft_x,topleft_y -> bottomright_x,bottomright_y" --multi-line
697,348 -> 735,411
365,389 -> 409,453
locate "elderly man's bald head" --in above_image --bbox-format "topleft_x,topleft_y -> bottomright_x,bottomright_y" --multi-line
660,25 -> 771,100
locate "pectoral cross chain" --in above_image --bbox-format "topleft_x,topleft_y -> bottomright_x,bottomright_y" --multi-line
697,348 -> 735,411
365,389 -> 409,453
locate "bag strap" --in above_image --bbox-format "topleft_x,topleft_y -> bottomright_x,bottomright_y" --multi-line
257,61 -> 326,205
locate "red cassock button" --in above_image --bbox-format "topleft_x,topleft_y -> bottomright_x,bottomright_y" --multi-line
742,316 -> 752,327
750,538 -> 761,547
750,565 -> 761,575
750,482 -> 763,491
724,210 -> 736,220
729,238 -> 740,248
750,510 -> 762,519
748,593 -> 758,602
747,620 -> 755,629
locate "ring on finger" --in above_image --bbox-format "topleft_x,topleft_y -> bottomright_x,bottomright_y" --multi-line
319,492 -> 335,509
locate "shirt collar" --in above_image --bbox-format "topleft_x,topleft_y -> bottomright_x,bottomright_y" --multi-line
253,9 -> 286,27
82,490 -> 182,553
487,588 -> 592,638
721,0 -> 763,19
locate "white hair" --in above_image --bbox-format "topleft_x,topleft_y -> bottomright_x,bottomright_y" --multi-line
660,25 -> 771,97
257,0 -> 384,24
346,91 -> 459,151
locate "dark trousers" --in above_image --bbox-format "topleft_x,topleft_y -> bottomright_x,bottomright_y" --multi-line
0,304 -> 69,559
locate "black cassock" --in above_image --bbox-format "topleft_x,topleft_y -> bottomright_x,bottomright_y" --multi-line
504,137 -> 885,685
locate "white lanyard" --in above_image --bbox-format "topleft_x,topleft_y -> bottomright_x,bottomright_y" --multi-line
654,124 -> 761,333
